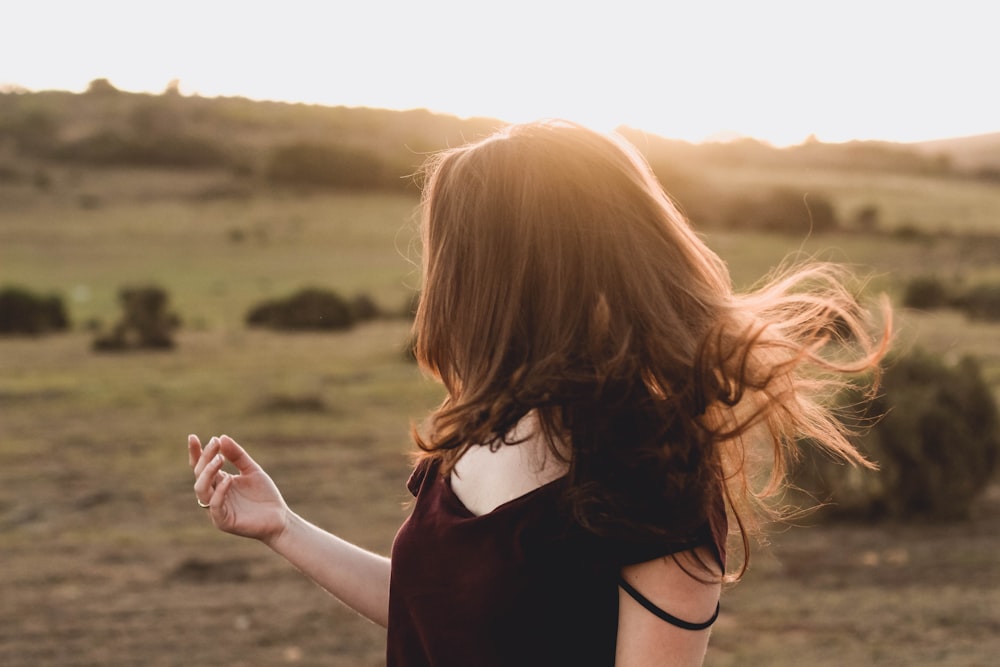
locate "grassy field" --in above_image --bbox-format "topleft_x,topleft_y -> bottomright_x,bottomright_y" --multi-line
697,163 -> 1000,235
2,169 -> 999,665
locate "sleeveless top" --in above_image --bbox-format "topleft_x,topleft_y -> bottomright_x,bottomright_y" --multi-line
386,458 -> 727,667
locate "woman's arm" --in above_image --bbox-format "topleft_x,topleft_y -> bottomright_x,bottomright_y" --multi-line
615,547 -> 722,667
266,511 -> 391,626
189,434 -> 392,627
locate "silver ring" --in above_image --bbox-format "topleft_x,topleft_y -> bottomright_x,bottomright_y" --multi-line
197,498 -> 211,509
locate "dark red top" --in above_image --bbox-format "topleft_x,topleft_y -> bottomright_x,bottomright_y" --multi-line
386,458 -> 726,666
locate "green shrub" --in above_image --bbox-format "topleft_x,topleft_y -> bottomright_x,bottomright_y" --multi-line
852,204 -> 881,232
904,278 -> 1000,321
0,287 -> 70,335
93,286 -> 180,351
725,188 -> 838,234
246,288 -> 356,331
794,351 -> 1000,520
0,109 -> 58,155
349,293 -> 382,322
958,284 -> 1000,321
902,275 -> 953,310
52,130 -> 228,168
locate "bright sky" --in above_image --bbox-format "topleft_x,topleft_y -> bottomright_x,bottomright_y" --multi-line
3,0 -> 997,146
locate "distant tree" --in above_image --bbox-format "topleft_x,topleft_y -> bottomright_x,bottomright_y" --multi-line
162,79 -> 182,96
130,101 -> 181,136
853,204 -> 880,232
86,78 -> 119,95
52,129 -> 228,168
93,286 -> 180,351
53,130 -> 130,164
0,109 -> 58,155
726,188 -> 838,233
266,143 -> 388,189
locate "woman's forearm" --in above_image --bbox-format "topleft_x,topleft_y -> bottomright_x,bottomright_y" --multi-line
266,511 -> 392,627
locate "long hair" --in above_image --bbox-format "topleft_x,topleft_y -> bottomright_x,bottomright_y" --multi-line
411,120 -> 889,579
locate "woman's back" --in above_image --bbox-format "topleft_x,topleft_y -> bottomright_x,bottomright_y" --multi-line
387,453 -> 726,667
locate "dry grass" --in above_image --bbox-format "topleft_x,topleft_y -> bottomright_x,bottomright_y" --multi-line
1,172 -> 998,665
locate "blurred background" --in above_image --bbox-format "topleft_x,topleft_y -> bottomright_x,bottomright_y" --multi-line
1,1 -> 997,665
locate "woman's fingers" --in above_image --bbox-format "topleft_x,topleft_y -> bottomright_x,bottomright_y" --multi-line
189,434 -> 259,516
187,434 -> 203,469
217,435 -> 262,475
192,436 -> 222,478
210,472 -> 235,520
193,447 -> 226,506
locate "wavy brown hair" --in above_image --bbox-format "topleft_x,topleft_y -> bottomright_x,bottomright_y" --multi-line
411,120 -> 889,579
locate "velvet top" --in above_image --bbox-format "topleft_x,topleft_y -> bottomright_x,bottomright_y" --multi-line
386,458 -> 726,666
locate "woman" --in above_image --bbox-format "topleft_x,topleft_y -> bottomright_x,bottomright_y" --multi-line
189,120 -> 888,666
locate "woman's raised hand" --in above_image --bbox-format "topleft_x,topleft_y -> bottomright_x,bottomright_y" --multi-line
188,434 -> 290,545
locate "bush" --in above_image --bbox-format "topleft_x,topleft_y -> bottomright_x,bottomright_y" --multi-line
266,143 -> 388,189
958,284 -> 1000,321
0,109 -> 58,155
0,287 -> 70,335
349,293 -> 382,322
246,288 -> 356,331
853,204 -> 881,232
93,286 -> 180,351
904,278 -> 1000,321
902,275 -> 953,310
52,130 -> 229,168
794,351 -> 1000,521
725,188 -> 838,234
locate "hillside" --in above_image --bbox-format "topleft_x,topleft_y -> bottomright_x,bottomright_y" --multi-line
2,84 -> 999,234
0,85 -> 507,188
4,83 -> 998,181
911,132 -> 1000,172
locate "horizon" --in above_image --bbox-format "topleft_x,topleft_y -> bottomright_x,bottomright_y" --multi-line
4,0 -> 999,147
4,80 -> 997,149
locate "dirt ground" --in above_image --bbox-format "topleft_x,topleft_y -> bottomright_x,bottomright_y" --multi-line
3,465 -> 998,666
1,330 -> 998,666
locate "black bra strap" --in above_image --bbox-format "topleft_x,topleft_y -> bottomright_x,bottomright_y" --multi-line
618,577 -> 720,631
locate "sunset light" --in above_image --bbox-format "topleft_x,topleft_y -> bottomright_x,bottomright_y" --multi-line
4,2 -> 1000,666
4,0 -> 998,146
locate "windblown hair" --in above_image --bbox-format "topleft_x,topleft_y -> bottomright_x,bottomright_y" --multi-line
411,120 -> 889,579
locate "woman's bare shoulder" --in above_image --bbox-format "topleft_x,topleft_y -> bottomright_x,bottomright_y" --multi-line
450,412 -> 568,516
